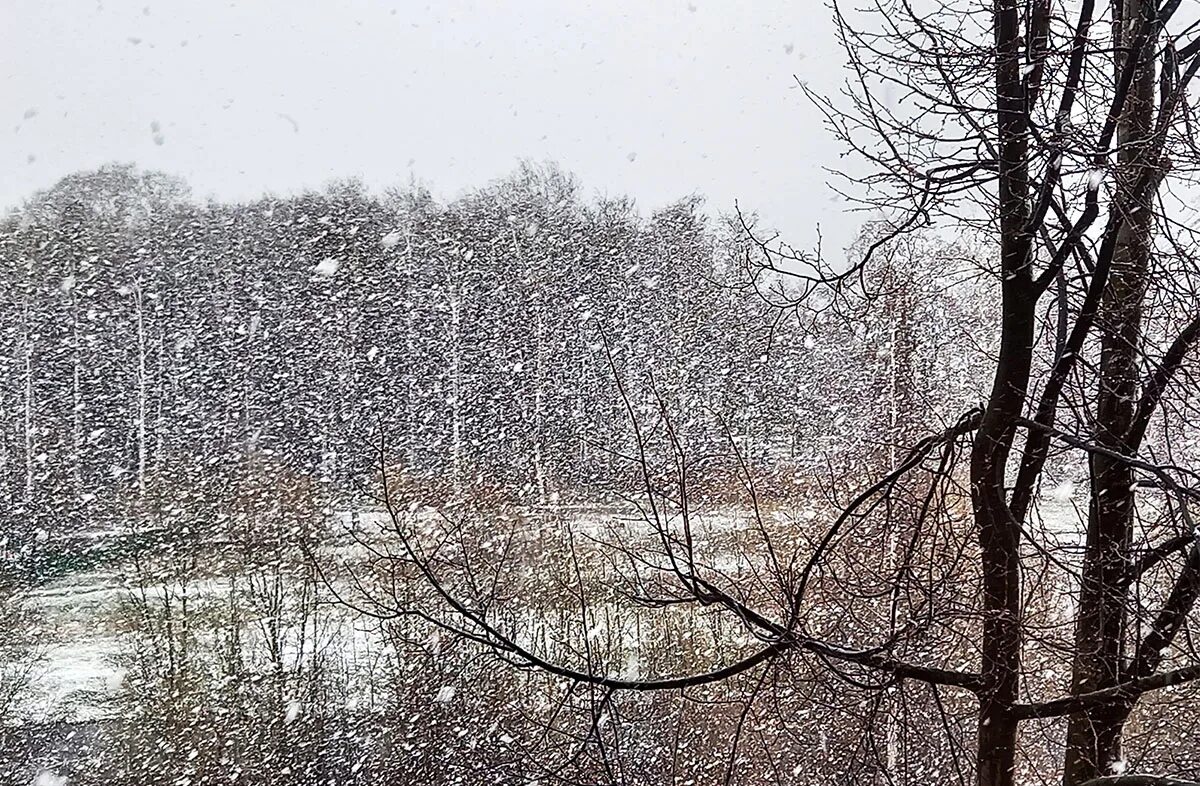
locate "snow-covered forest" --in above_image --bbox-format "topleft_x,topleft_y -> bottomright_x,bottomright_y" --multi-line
0,163 -> 992,523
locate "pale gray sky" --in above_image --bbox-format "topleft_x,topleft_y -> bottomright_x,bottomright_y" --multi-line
4,1 -> 857,254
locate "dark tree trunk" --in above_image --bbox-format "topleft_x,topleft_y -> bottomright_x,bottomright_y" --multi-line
973,4 -> 1035,784
1063,1 -> 1158,783
972,289 -> 1035,786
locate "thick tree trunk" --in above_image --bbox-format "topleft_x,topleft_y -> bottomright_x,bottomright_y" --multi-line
974,4 -> 1035,785
1063,1 -> 1158,783
972,291 -> 1035,786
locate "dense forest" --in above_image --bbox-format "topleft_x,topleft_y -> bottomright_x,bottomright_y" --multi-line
0,163 -> 985,556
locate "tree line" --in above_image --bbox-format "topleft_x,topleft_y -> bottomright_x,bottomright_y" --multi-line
0,161 -> 980,570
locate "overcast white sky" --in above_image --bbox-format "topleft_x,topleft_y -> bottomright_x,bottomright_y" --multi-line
4,1 -> 858,254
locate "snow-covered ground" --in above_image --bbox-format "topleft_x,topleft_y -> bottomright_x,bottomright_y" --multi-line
23,573 -> 128,723
12,504 -> 762,723
14,498 -> 1090,725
